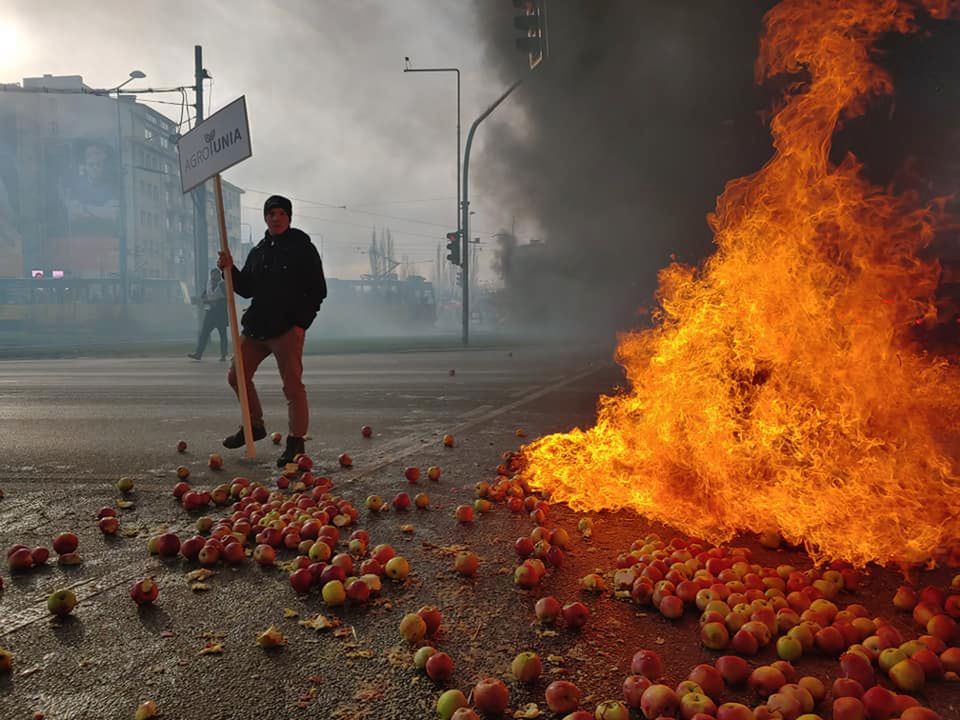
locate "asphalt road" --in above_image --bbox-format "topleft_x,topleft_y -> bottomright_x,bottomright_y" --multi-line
0,346 -> 958,720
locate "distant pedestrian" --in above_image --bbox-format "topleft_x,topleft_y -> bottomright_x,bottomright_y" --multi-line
188,268 -> 228,361
216,194 -> 327,467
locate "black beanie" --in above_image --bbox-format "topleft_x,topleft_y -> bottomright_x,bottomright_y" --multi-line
263,194 -> 292,218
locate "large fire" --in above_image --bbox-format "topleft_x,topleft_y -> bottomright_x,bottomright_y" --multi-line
523,0 -> 960,567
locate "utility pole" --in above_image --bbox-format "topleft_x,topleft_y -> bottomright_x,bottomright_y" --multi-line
194,45 -> 208,298
462,80 -> 522,346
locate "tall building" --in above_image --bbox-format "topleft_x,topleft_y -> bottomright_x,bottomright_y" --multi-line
0,74 -> 243,290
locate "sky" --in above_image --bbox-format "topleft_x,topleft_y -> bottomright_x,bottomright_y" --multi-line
0,0 -> 524,283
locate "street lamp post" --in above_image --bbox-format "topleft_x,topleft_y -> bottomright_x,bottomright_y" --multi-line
402,59 -> 461,334
461,80 -> 522,346
112,70 -> 146,307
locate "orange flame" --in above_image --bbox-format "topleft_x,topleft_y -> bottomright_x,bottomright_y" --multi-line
523,0 -> 960,567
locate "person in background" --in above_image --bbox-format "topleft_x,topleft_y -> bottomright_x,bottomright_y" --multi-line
216,195 -> 326,467
188,268 -> 228,361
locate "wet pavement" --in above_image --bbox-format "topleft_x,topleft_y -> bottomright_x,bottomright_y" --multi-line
0,346 -> 958,719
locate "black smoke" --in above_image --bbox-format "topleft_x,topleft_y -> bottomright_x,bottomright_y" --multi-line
470,1 -> 776,336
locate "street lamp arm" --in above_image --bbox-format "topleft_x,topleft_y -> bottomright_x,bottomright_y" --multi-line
460,78 -> 523,346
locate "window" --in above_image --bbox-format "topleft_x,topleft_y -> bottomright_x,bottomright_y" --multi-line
163,162 -> 170,175
160,137 -> 169,149
144,128 -> 153,140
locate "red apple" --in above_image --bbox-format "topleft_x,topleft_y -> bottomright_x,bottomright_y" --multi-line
545,680 -> 581,714
622,674 -> 652,709
426,652 -> 455,682
30,547 -> 49,565
289,568 -> 313,594
840,651 -> 876,690
535,596 -> 562,624
179,535 -> 204,561
731,628 -> 760,656
253,544 -> 276,565
715,655 -> 751,687
52,532 -> 79,556
129,578 -> 159,605
899,708 -> 942,720
749,666 -> 786,696
417,606 -> 442,637
392,492 -> 411,511
687,664 -> 724,700
562,601 -> 589,629
833,696 -> 866,720
361,425 -> 372,438
861,686 -> 898,720
631,649 -> 664,680
833,678 -> 865,699
404,466 -> 421,483
716,703 -> 754,720
346,578 -> 370,603
222,541 -> 245,564
176,439 -> 188,452
640,684 -> 680,719
338,453 -> 352,468
7,548 -> 33,571
155,532 -> 182,559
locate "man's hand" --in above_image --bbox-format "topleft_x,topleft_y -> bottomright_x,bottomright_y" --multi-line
217,251 -> 233,271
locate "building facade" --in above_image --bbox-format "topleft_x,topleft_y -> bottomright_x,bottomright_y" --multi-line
0,74 -> 242,292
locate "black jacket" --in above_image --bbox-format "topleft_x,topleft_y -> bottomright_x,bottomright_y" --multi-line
230,227 -> 327,340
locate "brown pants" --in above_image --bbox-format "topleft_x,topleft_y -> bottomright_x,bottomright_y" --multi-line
227,326 -> 308,437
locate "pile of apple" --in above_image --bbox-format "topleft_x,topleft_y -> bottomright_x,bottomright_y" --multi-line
150,457 -> 426,611
6,532 -> 79,571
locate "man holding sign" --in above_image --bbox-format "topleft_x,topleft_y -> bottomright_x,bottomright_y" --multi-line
217,194 -> 327,467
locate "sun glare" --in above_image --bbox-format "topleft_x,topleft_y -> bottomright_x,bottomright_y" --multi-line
0,22 -> 20,66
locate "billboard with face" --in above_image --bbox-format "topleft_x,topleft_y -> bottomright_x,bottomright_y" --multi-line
0,91 -> 121,278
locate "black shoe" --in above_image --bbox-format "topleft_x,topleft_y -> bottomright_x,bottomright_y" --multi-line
277,435 -> 306,468
222,423 -> 267,449
187,353 -> 201,360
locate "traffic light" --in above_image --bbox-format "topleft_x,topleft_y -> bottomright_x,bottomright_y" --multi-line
512,0 -> 548,70
446,231 -> 462,267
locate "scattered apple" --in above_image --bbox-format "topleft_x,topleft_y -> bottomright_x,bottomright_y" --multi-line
47,588 -> 77,616
640,684 -> 680,719
473,678 -> 509,715
176,466 -> 190,480
321,579 -> 346,605
52,532 -> 79,556
117,477 -> 134,493
535,596 -> 562,625
399,613 -> 427,643
512,651 -> 542,682
129,578 -> 159,605
427,466 -> 442,481
426,651 -> 455,682
207,453 -> 223,470
454,551 -> 479,576
417,606 -> 442,636
562,601 -> 589,629
436,689 -> 469,720
0,648 -> 12,673
385,556 -> 410,581
392,492 -> 411,511
176,440 -> 187,453
338,453 -> 352,468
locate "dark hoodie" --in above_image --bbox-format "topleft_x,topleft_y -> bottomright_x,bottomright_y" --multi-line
229,227 -> 327,340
